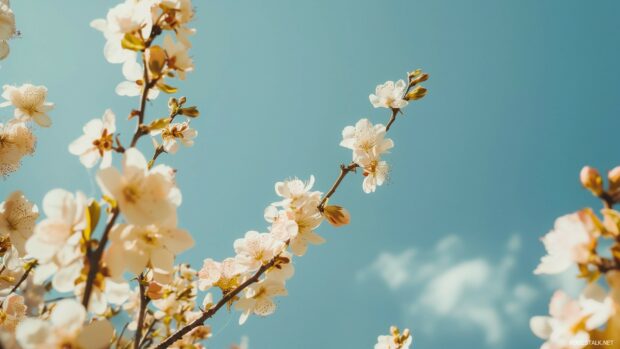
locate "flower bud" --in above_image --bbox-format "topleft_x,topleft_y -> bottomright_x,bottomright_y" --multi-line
580,166 -> 603,195
609,166 -> 620,192
404,86 -> 427,101
179,106 -> 200,118
322,205 -> 350,227
178,96 -> 187,105
146,281 -> 164,300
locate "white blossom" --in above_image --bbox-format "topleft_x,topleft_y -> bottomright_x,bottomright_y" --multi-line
357,149 -> 389,193
116,58 -> 160,99
105,223 -> 194,280
534,210 -> 599,275
234,279 -> 287,325
0,191 -> 38,256
530,283 -> 614,349
198,257 -> 245,292
68,109 -> 116,168
162,35 -> 194,79
0,121 -> 36,177
234,231 -> 285,271
0,84 -> 54,127
25,189 -> 87,286
153,121 -> 197,154
369,80 -> 408,109
96,147 -> 181,226
15,299 -> 114,349
90,0 -> 156,64
340,118 -> 393,163
0,294 -> 26,332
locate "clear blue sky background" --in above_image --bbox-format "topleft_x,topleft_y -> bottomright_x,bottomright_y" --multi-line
2,1 -> 620,348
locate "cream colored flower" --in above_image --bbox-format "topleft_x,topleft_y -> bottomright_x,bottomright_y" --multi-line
25,189 -> 86,267
0,294 -> 26,332
340,118 -> 393,163
154,121 -> 197,154
0,191 -> 38,256
530,284 -> 614,349
104,223 -> 194,279
68,109 -> 116,168
15,299 -> 114,349
198,257 -> 245,292
162,35 -> 194,79
369,80 -> 408,109
159,0 -> 196,47
234,279 -> 287,325
116,58 -> 160,99
273,175 -> 321,210
534,210 -> 599,275
0,1 -> 15,41
234,231 -> 285,271
0,121 -> 36,176
0,84 -> 54,127
90,0 -> 155,64
357,149 -> 389,194
96,148 -> 181,226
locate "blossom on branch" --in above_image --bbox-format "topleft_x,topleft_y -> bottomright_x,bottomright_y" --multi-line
96,147 -> 181,226
0,84 -> 54,127
68,109 -> 117,168
15,299 -> 114,349
534,209 -> 600,275
234,279 -> 287,325
530,284 -> 614,349
375,326 -> 412,349
0,0 -> 15,60
0,121 -> 36,177
369,80 -> 409,109
104,223 -> 194,281
153,121 -> 197,154
198,257 -> 245,293
0,191 -> 38,256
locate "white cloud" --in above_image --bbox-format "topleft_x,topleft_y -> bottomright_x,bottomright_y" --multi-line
358,234 -> 538,347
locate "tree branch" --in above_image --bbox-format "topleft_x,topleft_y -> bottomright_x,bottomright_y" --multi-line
82,207 -> 120,308
134,275 -> 149,349
153,258 -> 279,349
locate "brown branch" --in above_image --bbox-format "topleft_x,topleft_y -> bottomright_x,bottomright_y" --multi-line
134,275 -> 149,349
385,108 -> 399,132
318,162 -> 359,211
153,258 -> 279,349
0,261 -> 36,305
82,207 -> 120,308
130,53 -> 153,148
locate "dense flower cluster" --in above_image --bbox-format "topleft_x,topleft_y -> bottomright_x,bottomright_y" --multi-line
531,165 -> 620,348
0,0 -> 429,348
0,0 -> 16,60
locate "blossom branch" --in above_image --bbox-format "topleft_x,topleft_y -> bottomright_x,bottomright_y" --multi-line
82,207 -> 120,308
317,162 -> 359,212
153,258 -> 280,349
134,275 -> 149,349
0,260 -> 36,305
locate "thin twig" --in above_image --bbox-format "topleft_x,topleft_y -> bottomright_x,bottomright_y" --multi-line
1,261 -> 35,305
317,162 -> 358,211
134,274 -> 149,349
82,208 -> 120,308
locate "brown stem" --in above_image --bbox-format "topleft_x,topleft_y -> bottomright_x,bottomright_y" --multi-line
82,208 -> 120,308
0,261 -> 35,305
130,54 -> 153,148
134,275 -> 149,349
153,258 -> 279,349
148,145 -> 166,169
318,162 -> 359,211
385,108 -> 399,132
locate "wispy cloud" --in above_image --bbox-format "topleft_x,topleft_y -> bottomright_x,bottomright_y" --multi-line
357,234 -> 537,347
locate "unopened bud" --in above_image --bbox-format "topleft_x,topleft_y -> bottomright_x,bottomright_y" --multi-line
179,106 -> 200,118
322,205 -> 351,227
408,69 -> 422,79
168,97 -> 178,109
609,166 -> 620,192
402,329 -> 410,339
580,166 -> 603,195
146,281 -> 164,300
390,326 -> 399,337
178,96 -> 187,105
410,73 -> 429,85
405,86 -> 427,101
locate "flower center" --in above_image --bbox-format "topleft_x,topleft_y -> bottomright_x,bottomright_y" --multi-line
92,128 -> 114,156
122,184 -> 140,203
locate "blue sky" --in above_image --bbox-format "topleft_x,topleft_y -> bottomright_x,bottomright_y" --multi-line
2,0 -> 620,348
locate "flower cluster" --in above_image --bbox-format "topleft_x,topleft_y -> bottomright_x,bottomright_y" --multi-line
531,165 -> 620,348
0,0 -> 430,348
374,326 -> 412,349
0,0 -> 16,60
0,84 -> 54,177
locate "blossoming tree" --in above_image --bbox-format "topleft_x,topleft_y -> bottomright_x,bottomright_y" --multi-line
530,167 -> 620,348
0,1 -> 423,348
